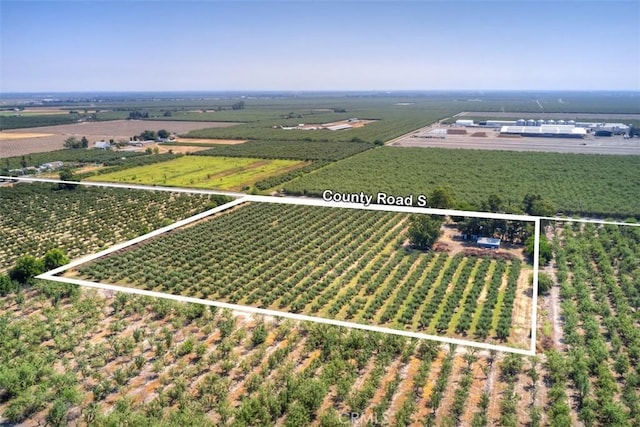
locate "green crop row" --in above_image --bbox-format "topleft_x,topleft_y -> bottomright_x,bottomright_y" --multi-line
0,183 -> 218,271
283,147 -> 640,219
0,114 -> 81,130
192,139 -> 373,161
77,202 -> 527,346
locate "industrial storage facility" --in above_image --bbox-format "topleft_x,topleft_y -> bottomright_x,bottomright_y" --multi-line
454,119 -> 475,127
453,117 -> 633,139
454,118 -> 629,135
499,125 -> 587,138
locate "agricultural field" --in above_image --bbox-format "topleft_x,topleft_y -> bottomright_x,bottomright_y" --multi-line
85,156 -> 310,191
2,91 -> 640,426
0,179 -> 638,425
71,202 -> 533,349
541,221 -> 640,426
0,120 -> 237,158
182,113 -> 441,144
0,113 -> 82,130
0,149 -> 150,175
158,93 -> 640,144
2,217 -> 637,425
192,139 -> 373,161
0,131 -> 53,140
0,286 -> 552,426
283,147 -> 640,219
0,183 -> 222,271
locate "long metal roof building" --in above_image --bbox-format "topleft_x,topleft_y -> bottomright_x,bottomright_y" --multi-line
500,125 -> 587,138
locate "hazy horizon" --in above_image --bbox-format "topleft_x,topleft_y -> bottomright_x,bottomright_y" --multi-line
2,1 -> 639,92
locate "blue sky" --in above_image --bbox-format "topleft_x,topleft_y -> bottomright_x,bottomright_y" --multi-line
1,0 -> 639,92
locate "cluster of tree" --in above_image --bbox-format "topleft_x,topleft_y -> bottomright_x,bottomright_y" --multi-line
422,187 -> 555,217
522,194 -> 555,217
472,192 -> 555,216
133,129 -> 170,141
444,192 -> 555,245
457,217 -> 533,245
0,249 -> 69,295
231,101 -> 245,110
58,168 -> 80,189
407,215 -> 444,250
536,272 -> 554,295
63,136 -> 89,149
524,234 -> 553,266
127,110 -> 149,119
429,187 -> 456,209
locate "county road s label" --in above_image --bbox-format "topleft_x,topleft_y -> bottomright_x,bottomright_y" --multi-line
322,190 -> 427,207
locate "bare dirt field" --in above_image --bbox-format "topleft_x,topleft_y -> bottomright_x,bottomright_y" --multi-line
0,120 -> 238,158
391,124 -> 640,155
174,137 -> 248,145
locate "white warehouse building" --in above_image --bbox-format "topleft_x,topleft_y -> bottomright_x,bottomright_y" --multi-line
500,125 -> 587,138
454,119 -> 475,127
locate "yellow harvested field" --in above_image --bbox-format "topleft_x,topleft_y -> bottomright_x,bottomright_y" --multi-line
22,109 -> 67,115
175,138 -> 247,145
0,132 -> 53,140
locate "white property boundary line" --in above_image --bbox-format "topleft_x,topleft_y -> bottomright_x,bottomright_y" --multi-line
0,176 -> 540,355
40,274 -> 536,356
41,197 -> 250,277
8,176 -> 638,354
12,177 -> 539,354
0,176 -> 247,198
4,177 -> 639,227
22,181 -> 540,356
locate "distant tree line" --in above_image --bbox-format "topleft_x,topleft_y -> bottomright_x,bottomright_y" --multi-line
128,110 -> 149,119
132,129 -> 170,141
